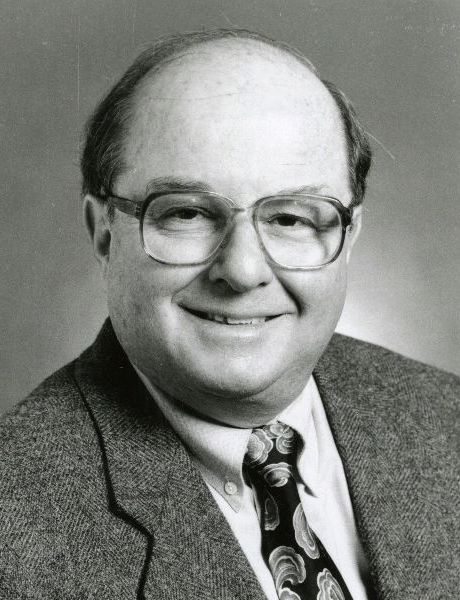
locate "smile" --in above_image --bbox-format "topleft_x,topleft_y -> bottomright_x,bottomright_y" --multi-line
182,307 -> 280,325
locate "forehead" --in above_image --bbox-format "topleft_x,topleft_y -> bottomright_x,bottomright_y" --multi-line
122,40 -> 349,201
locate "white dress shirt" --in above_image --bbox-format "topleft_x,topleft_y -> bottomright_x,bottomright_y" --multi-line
136,369 -> 370,600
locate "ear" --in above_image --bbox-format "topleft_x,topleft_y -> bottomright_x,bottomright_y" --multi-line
83,195 -> 112,278
345,204 -> 362,262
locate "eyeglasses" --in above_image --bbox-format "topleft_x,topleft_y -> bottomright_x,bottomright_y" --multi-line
102,189 -> 353,269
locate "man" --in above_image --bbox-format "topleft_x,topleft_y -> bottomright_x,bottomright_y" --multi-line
1,28 -> 458,600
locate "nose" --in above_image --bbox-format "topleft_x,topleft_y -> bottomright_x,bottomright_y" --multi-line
208,216 -> 274,292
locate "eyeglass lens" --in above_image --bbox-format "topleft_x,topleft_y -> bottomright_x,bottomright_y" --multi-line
141,193 -> 344,267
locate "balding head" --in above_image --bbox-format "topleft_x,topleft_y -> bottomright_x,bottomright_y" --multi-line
121,38 -> 349,205
81,29 -> 371,211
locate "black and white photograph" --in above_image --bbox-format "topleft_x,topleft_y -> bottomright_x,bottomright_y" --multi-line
1,1 -> 459,599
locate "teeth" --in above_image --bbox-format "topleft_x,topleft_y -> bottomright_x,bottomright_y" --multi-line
213,314 -> 226,323
206,313 -> 267,325
226,317 -> 265,325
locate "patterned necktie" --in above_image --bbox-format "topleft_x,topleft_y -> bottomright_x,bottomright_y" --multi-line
244,422 -> 353,600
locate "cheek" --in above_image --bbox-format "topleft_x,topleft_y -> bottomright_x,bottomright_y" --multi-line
106,231 -> 202,331
106,242 -> 144,338
279,259 -> 348,320
105,236 -> 173,369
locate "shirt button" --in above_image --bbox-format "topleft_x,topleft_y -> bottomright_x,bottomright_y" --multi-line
224,481 -> 238,495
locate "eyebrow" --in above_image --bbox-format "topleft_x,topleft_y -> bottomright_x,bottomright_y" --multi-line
144,177 -> 328,197
276,184 -> 328,195
145,176 -> 214,195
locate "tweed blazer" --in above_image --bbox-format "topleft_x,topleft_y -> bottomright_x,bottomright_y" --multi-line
1,320 -> 459,600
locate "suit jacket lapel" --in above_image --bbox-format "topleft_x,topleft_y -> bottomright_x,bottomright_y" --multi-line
74,320 -> 265,600
314,334 -> 454,600
144,433 -> 267,600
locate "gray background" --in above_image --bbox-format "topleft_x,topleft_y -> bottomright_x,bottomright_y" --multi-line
2,0 -> 459,414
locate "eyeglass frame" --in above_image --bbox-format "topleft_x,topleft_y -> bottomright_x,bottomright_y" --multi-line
98,189 -> 354,270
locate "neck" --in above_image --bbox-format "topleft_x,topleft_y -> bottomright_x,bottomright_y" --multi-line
135,362 -> 313,428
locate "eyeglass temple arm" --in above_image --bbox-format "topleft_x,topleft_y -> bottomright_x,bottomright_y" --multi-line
344,207 -> 353,227
100,194 -> 142,219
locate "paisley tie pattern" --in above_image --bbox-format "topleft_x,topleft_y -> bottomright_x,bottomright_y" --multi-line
244,423 -> 354,600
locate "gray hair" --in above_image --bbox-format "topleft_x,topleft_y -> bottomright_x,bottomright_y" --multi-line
81,28 -> 372,211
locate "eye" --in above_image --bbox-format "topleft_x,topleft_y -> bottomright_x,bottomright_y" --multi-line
166,207 -> 208,220
267,213 -> 317,229
148,204 -> 223,234
149,205 -> 215,225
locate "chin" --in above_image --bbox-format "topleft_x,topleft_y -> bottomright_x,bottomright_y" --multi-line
182,362 -> 302,428
179,353 -> 290,400
201,374 -> 270,400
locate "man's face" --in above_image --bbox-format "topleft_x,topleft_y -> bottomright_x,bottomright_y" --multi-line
91,42 -> 361,426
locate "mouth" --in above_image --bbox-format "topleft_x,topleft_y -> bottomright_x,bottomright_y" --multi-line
181,307 -> 282,325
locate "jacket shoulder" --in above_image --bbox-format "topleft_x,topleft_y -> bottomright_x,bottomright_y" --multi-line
1,361 -> 91,464
323,333 -> 460,425
0,360 -> 104,528
330,333 -> 460,385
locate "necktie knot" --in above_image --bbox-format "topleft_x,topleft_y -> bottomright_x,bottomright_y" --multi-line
244,422 -> 298,477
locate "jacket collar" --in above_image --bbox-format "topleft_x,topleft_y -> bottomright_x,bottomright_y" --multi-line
73,319 -> 266,599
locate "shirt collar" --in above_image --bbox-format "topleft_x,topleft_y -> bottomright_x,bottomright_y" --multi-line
135,366 -> 318,512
